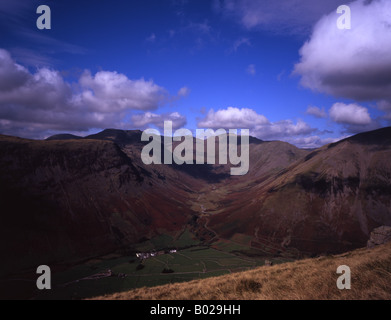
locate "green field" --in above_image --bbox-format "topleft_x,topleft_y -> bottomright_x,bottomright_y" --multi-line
35,231 -> 286,299
133,228 -> 200,252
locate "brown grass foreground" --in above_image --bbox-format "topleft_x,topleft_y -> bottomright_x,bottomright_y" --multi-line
92,242 -> 391,300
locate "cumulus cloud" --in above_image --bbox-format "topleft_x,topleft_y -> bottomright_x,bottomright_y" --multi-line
294,0 -> 391,102
252,119 -> 316,140
77,70 -> 167,112
306,106 -> 327,118
329,102 -> 380,133
329,102 -> 371,125
0,50 -> 71,115
198,107 -> 268,129
214,0 -> 345,34
197,107 -> 316,141
0,48 -> 182,138
131,112 -> 187,130
0,49 -> 30,91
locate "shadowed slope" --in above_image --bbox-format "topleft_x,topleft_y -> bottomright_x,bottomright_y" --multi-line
0,136 -> 194,276
208,127 -> 391,255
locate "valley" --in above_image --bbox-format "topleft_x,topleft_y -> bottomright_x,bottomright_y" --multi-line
1,126 -> 391,299
4,229 -> 291,299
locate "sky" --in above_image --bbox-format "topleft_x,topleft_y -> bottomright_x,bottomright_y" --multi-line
0,0 -> 391,148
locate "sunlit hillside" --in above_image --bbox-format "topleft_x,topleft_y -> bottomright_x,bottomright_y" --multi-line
94,242 -> 391,300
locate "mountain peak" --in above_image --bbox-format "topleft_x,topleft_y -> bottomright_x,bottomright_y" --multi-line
329,126 -> 391,148
46,133 -> 82,141
84,129 -> 143,145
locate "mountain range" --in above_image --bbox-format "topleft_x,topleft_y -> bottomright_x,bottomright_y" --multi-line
1,127 -> 391,277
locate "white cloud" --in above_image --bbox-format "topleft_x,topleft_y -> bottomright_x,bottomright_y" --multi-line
77,70 -> 167,112
0,48 -> 183,138
198,107 -> 268,129
197,107 -> 316,141
306,106 -> 327,118
0,50 -> 71,114
329,102 -> 371,125
0,49 -> 30,91
328,102 -> 380,133
246,64 -> 256,75
131,112 -> 186,130
252,119 -> 316,140
294,0 -> 391,102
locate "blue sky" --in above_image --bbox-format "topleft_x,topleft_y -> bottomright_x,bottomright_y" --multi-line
1,0 -> 391,147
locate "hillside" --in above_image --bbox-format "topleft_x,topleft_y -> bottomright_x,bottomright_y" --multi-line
208,127 -> 391,255
1,127 -> 391,283
0,135 -> 195,276
94,241 -> 391,300
0,131 -> 307,277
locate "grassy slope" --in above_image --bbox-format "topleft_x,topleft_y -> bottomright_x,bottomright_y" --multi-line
93,242 -> 391,300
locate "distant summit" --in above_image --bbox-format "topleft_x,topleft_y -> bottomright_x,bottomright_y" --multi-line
85,129 -> 143,146
46,134 -> 82,141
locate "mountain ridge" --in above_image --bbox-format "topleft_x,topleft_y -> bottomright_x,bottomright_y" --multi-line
1,127 -> 391,277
